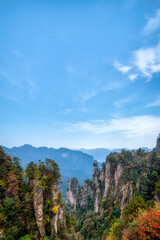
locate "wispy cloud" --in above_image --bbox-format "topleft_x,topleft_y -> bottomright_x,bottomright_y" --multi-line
80,91 -> 97,102
0,70 -> 22,87
147,96 -> 160,107
80,81 -> 123,103
28,78 -> 38,96
63,115 -> 160,137
114,97 -> 133,109
114,60 -> 132,74
144,9 -> 160,35
63,108 -> 73,115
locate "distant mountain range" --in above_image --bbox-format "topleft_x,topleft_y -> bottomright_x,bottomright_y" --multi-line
2,144 -> 152,199
3,144 -> 94,184
3,145 -> 152,180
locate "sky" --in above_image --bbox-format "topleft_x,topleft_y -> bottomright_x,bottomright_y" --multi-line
0,0 -> 160,149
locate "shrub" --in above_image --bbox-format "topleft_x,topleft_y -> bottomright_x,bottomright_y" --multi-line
123,202 -> 160,240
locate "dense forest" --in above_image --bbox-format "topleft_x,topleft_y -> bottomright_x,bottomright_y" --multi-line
0,135 -> 160,240
0,146 -> 77,240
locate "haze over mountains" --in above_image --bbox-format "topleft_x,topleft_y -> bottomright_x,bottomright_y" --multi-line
2,144 -> 152,200
80,147 -> 151,163
3,144 -> 151,181
3,144 -> 94,184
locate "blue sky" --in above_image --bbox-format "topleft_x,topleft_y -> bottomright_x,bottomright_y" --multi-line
0,0 -> 160,149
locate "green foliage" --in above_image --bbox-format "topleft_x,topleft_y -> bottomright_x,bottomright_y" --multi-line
73,148 -> 160,240
26,162 -> 37,180
87,195 -> 95,211
154,179 -> 160,199
136,148 -> 146,157
18,235 -> 33,240
1,144 -> 160,240
0,146 -> 69,240
65,212 -> 77,229
108,219 -> 125,240
123,196 -> 147,220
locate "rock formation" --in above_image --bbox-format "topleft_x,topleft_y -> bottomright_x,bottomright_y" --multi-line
66,135 -> 160,220
33,178 -> 46,239
154,133 -> 160,154
50,182 -> 59,236
66,153 -> 135,215
65,178 -> 80,208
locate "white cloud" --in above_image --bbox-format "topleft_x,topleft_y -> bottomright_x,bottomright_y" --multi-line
113,42 -> 160,82
114,60 -> 132,74
113,9 -> 160,82
144,9 -> 160,35
64,115 -> 160,138
128,74 -> 138,81
134,42 -> 160,78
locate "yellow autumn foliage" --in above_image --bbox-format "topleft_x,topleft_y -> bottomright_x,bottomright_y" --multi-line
0,180 -> 5,188
106,236 -> 115,240
50,205 -> 59,214
0,213 -> 7,225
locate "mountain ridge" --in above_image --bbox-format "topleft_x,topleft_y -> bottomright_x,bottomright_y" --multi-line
2,144 -> 94,184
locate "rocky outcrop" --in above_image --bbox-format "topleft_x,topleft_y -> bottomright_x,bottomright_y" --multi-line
32,177 -> 66,238
114,164 -> 122,188
92,160 -> 100,181
66,149 -> 151,216
153,133 -> 160,154
66,159 -> 124,213
66,175 -> 97,211
80,179 -> 94,207
58,206 -> 66,225
50,182 -> 59,236
33,179 -> 46,239
99,163 -> 105,181
120,182 -> 133,212
94,187 -> 101,212
65,178 -> 80,207
92,160 -> 101,212
104,162 -> 111,197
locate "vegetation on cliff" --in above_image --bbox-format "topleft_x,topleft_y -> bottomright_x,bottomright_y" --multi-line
1,135 -> 160,240
66,137 -> 160,240
0,146 -> 76,240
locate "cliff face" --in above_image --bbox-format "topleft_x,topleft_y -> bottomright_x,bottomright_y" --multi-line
33,178 -> 46,239
66,154 -> 135,215
66,136 -> 160,216
50,182 -> 59,235
32,178 -> 66,239
26,159 -> 67,239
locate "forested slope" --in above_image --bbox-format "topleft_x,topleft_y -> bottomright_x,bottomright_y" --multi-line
66,136 -> 160,239
0,147 -> 77,240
